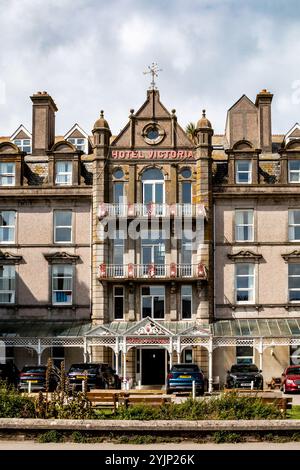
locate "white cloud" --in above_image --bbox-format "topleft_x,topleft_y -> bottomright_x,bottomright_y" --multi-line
0,0 -> 299,136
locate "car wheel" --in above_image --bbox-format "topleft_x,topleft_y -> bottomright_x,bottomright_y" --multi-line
166,389 -> 172,395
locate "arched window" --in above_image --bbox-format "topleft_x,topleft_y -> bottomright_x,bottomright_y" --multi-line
141,168 -> 164,215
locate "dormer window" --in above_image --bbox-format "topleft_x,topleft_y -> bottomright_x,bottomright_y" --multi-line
55,161 -> 72,185
67,138 -> 86,153
13,139 -> 31,153
236,160 -> 252,184
0,162 -> 15,186
288,160 -> 300,183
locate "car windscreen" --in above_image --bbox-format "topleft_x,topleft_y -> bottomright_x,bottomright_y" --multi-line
287,367 -> 300,375
21,367 -> 46,373
230,364 -> 259,373
171,365 -> 199,373
69,364 -> 98,373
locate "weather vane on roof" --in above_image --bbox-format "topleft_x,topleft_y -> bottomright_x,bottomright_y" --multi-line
143,62 -> 162,90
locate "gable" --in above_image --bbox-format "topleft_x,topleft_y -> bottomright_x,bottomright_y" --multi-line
226,95 -> 258,148
10,125 -> 31,141
285,123 -> 300,144
112,90 -> 193,150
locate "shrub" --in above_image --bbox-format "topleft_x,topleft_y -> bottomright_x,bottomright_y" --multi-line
0,382 -> 35,418
37,430 -> 62,443
113,393 -> 282,421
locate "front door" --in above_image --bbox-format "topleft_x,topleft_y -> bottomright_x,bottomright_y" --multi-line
141,349 -> 165,385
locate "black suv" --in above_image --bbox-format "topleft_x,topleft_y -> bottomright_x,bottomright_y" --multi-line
67,363 -> 121,391
19,365 -> 60,392
226,363 -> 263,390
0,362 -> 19,387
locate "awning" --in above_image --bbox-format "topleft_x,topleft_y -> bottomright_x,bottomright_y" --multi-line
0,321 -> 91,338
213,319 -> 300,337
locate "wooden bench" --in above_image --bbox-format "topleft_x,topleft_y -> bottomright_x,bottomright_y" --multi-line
86,392 -> 118,412
119,395 -> 171,408
223,389 -> 293,412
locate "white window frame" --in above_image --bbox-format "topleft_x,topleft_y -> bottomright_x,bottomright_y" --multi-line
0,211 -> 16,244
52,264 -> 73,305
67,137 -> 86,153
0,162 -> 16,186
288,264 -> 300,303
235,209 -> 254,242
54,210 -> 72,244
235,263 -> 255,304
181,285 -> 192,319
288,160 -> 300,183
289,210 -> 300,242
55,161 -> 73,186
13,138 -> 31,153
236,160 -> 252,184
290,345 -> 300,365
141,285 -> 165,319
113,286 -> 124,320
0,265 -> 15,304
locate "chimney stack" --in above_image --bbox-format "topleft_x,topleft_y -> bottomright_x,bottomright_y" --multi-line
30,91 -> 58,155
255,89 -> 273,153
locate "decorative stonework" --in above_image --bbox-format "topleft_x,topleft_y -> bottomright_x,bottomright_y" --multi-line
134,322 -> 166,336
44,252 -> 80,264
282,250 -> 300,262
227,250 -> 263,262
0,251 -> 23,264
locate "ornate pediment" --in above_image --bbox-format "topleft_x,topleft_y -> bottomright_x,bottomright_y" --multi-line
84,324 -> 116,337
227,250 -> 263,262
180,324 -> 211,337
44,252 -> 80,263
282,250 -> 300,262
0,251 -> 23,264
125,317 -> 173,337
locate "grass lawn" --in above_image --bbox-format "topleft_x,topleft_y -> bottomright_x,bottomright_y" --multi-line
287,405 -> 300,419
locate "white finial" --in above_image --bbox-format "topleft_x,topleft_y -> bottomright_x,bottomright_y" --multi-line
143,62 -> 162,90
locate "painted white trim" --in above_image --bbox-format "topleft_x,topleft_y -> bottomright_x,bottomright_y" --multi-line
285,122 -> 300,144
64,123 -> 89,154
10,124 -> 31,140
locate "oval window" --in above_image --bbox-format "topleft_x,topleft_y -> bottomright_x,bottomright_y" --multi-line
181,168 -> 192,178
113,168 -> 124,179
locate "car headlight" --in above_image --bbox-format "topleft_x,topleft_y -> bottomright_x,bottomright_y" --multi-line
286,379 -> 295,385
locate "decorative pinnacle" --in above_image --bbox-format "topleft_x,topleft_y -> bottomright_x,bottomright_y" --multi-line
143,62 -> 162,90
202,109 -> 206,117
100,110 -> 104,118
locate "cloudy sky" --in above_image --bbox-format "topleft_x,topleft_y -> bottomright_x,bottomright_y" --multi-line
0,0 -> 300,137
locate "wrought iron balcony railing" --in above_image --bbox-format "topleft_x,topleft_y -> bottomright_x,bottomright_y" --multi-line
98,263 -> 207,280
98,203 -> 206,219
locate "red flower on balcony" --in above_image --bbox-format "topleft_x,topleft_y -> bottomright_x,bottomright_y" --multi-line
98,203 -> 107,218
170,262 -> 177,277
197,263 -> 207,279
98,263 -> 106,278
128,263 -> 134,278
146,202 -> 154,216
147,264 -> 156,277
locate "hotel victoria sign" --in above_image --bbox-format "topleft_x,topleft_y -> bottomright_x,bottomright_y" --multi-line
111,150 -> 194,159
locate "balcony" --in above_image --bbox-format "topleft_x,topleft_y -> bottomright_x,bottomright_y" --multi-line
98,263 -> 207,281
98,203 -> 206,219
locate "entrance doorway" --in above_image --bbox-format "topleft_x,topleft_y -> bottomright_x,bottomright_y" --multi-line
141,349 -> 166,385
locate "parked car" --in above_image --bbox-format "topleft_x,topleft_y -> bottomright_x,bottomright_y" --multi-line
226,363 -> 263,390
67,363 -> 121,391
281,365 -> 300,393
19,365 -> 60,392
0,362 -> 19,387
166,363 -> 205,395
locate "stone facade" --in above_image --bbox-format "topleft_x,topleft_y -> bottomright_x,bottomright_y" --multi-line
0,86 -> 300,389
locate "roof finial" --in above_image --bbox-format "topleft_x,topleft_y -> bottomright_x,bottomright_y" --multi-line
202,109 -> 206,118
100,110 -> 104,118
143,62 -> 162,90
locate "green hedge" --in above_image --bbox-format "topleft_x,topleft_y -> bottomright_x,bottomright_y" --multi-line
0,383 -> 35,418
112,394 -> 283,420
